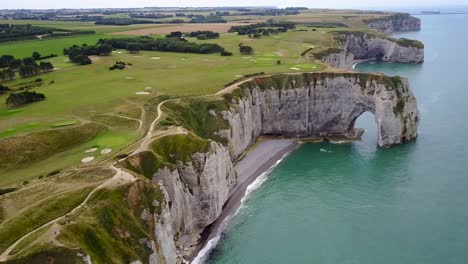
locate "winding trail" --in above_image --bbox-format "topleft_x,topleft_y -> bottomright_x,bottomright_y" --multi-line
131,99 -> 170,155
0,166 -> 136,262
98,114 -> 144,131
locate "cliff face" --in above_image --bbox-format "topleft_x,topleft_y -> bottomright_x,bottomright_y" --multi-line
149,142 -> 237,263
343,32 -> 424,64
364,13 -> 421,34
319,32 -> 424,70
319,50 -> 354,71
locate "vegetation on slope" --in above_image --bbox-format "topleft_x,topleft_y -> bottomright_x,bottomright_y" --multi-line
57,181 -> 164,264
163,98 -> 230,143
0,123 -> 106,169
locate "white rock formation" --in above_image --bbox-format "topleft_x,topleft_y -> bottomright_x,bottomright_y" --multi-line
364,13 -> 421,34
318,32 -> 424,70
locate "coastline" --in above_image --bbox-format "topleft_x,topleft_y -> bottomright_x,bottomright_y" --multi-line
187,138 -> 300,263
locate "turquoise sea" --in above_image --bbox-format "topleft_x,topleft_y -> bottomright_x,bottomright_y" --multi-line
206,14 -> 468,264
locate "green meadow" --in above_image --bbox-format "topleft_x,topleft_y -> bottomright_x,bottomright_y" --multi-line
0,23 -> 338,186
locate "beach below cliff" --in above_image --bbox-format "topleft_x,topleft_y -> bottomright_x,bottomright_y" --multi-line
188,138 -> 300,263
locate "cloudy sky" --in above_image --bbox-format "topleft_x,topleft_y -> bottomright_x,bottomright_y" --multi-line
3,0 -> 468,9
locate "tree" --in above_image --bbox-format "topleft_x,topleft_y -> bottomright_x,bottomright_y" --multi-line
0,84 -> 9,95
72,55 -> 92,65
4,68 -> 15,80
126,43 -> 142,54
0,55 -> 15,68
239,45 -> 253,55
98,44 -> 113,56
22,57 -> 36,67
32,52 -> 41,60
39,62 -> 54,72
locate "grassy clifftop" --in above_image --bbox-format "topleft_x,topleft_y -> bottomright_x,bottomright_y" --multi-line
331,30 -> 424,49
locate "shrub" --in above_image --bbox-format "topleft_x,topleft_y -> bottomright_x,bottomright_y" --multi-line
109,61 -> 127,70
239,45 -> 253,55
0,84 -> 10,95
220,51 -> 233,56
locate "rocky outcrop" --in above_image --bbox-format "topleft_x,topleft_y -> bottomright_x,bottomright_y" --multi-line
128,72 -> 419,264
317,32 -> 424,70
364,13 -> 421,34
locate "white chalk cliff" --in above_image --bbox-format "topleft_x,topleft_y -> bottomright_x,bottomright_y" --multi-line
317,32 -> 424,70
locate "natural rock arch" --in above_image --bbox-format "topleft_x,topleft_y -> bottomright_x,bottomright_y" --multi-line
224,73 -> 419,155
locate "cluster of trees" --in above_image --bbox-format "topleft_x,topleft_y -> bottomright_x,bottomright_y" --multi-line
5,90 -> 46,108
190,15 -> 226,23
188,31 -> 220,40
95,18 -> 155,26
99,37 -> 226,55
63,44 -> 113,65
0,24 -> 94,43
0,24 -> 51,43
229,21 -> 296,36
94,17 -> 186,25
18,59 -> 54,78
130,13 -> 173,19
234,8 -> 306,16
0,53 -> 55,81
166,31 -> 220,40
109,61 -> 128,70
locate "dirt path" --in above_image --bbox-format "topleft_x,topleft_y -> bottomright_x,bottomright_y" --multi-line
131,99 -> 170,155
0,166 -> 136,262
98,113 -> 143,131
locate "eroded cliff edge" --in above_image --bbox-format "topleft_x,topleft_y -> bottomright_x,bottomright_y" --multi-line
314,31 -> 424,70
123,72 -> 420,263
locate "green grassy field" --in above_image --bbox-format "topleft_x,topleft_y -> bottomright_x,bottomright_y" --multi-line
0,26 -> 334,186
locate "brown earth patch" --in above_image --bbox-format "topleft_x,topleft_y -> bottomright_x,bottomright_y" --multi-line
114,22 -> 252,35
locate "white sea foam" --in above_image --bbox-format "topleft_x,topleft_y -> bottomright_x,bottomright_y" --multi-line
192,152 -> 290,264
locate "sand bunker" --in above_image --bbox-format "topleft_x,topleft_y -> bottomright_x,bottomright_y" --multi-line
101,148 -> 112,155
85,148 -> 98,153
151,57 -> 161,60
290,67 -> 301,71
125,77 -> 134,79
81,156 -> 95,163
145,87 -> 153,90
136,91 -> 150,95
